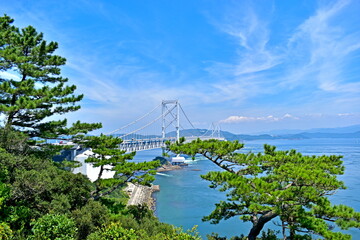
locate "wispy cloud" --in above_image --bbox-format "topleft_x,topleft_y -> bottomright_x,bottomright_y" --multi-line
284,0 -> 360,94
205,3 -> 282,104
220,8 -> 280,76
206,0 -> 360,112
2,0 -> 359,133
220,113 -> 299,123
337,113 -> 355,117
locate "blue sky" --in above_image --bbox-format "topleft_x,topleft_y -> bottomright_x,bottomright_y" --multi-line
1,0 -> 360,134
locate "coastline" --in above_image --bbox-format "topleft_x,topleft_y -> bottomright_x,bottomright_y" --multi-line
125,182 -> 160,210
124,164 -> 185,210
156,164 -> 182,172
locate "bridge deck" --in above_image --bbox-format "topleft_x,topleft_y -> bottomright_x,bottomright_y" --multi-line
119,136 -> 225,152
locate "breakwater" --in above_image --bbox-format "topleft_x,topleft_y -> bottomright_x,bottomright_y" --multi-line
125,183 -> 159,210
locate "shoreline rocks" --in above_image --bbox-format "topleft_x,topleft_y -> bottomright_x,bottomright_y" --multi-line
156,164 -> 182,172
125,183 -> 160,210
124,164 -> 186,211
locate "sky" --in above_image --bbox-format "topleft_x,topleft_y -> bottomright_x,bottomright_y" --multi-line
1,0 -> 360,134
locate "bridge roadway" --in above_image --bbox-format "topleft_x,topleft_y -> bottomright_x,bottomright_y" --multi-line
119,136 -> 225,152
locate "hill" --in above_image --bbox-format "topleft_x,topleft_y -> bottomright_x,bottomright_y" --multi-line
111,124 -> 360,141
264,124 -> 360,135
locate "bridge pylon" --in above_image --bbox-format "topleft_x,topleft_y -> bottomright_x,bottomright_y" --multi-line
211,122 -> 222,138
162,100 -> 180,141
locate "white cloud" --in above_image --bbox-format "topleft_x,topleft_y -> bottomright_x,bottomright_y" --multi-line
202,2 -> 283,105
220,114 -> 299,124
206,0 -> 360,112
337,113 -> 355,117
221,9 -> 281,76
0,71 -> 21,81
283,113 -> 299,120
283,0 -> 360,94
4,0 -> 357,133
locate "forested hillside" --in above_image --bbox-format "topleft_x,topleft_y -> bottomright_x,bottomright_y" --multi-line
0,14 -> 200,240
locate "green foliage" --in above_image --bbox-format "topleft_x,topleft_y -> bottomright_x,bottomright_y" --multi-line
0,14 -> 100,138
0,222 -> 12,240
10,164 -> 92,213
87,222 -> 138,240
85,204 -> 201,240
88,221 -> 201,240
126,204 -> 154,224
168,139 -> 360,239
99,192 -> 128,214
0,128 -> 30,155
0,148 -> 93,235
30,213 -> 77,240
0,13 -> 206,240
207,233 -> 228,240
207,229 -> 281,240
153,156 -> 169,165
259,229 -> 281,240
71,200 -> 110,240
79,134 -> 161,200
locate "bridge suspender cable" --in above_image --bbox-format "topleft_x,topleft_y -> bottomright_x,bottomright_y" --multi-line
107,100 -> 222,144
200,124 -> 212,137
163,104 -> 186,130
118,105 -> 177,139
163,103 -> 195,131
105,103 -> 161,135
179,104 -> 196,129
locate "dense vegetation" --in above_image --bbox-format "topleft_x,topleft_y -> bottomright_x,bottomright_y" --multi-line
167,138 -> 360,239
0,14 -> 199,240
1,14 -> 359,240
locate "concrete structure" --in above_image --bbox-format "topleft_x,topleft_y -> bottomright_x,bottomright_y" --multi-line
71,149 -> 115,182
170,154 -> 186,165
125,182 -> 159,210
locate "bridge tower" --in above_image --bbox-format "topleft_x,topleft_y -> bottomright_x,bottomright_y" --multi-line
211,122 -> 222,138
161,100 -> 180,141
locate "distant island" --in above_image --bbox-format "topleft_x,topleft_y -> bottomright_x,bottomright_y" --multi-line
113,124 -> 360,141
171,129 -> 360,141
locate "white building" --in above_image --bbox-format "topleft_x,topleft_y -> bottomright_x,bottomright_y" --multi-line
171,154 -> 186,165
72,149 -> 115,182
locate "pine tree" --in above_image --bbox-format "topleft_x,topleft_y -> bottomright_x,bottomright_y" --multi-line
0,15 -> 100,138
80,134 -> 161,200
168,139 -> 360,240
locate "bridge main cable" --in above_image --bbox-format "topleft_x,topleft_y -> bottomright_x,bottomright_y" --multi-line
105,103 -> 162,135
179,104 -> 196,129
118,104 -> 177,139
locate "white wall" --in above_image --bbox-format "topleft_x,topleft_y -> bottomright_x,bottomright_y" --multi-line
72,149 -> 115,182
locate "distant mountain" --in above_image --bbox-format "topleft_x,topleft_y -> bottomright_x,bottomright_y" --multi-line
173,128 -> 359,141
111,125 -> 360,142
303,125 -> 360,134
299,131 -> 360,138
264,124 -> 360,135
167,129 -> 308,141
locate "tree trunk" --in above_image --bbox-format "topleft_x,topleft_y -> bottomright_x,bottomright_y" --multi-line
247,211 -> 278,240
289,227 -> 295,240
282,221 -> 287,240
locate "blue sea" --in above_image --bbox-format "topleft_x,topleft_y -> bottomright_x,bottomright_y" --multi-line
132,138 -> 360,239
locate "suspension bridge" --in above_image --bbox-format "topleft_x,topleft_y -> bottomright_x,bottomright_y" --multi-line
106,100 -> 225,152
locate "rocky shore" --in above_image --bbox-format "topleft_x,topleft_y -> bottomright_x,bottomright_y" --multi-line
125,183 -> 159,210
156,164 -> 182,172
124,164 -> 186,210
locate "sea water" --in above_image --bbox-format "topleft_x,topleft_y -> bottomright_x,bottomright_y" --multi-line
132,138 -> 360,239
